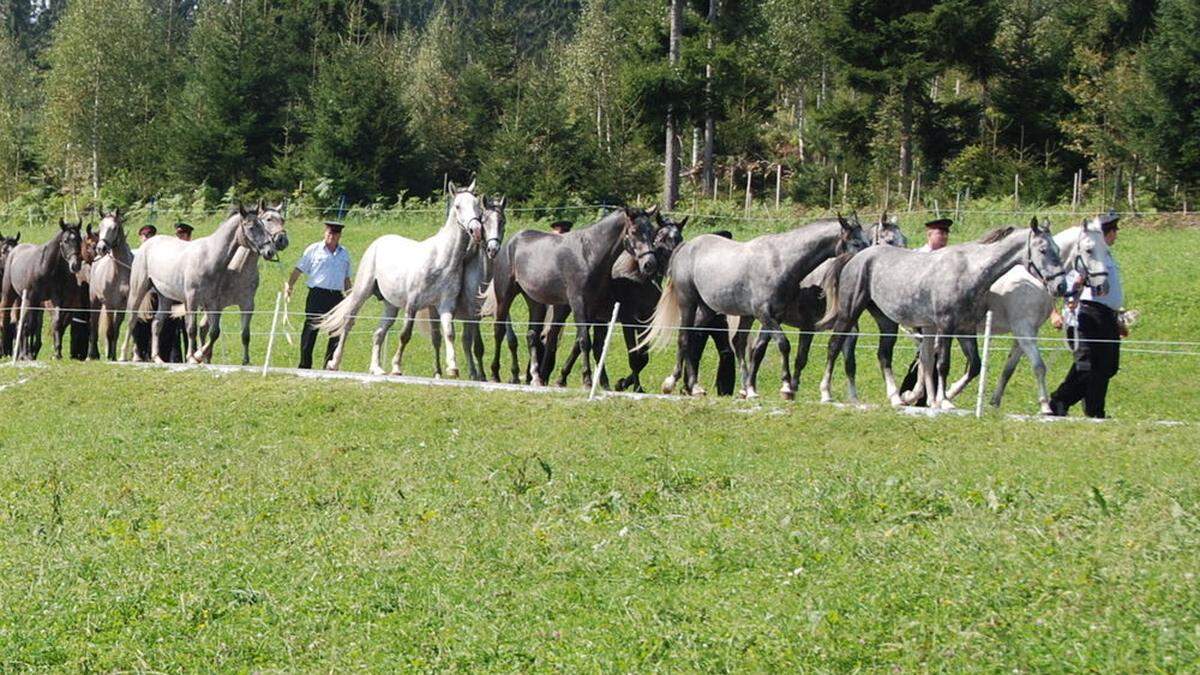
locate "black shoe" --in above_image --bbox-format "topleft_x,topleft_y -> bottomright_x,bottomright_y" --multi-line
1047,398 -> 1067,417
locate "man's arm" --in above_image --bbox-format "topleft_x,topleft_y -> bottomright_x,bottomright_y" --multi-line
284,267 -> 303,299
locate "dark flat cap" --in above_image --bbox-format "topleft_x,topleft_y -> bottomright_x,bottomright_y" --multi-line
1091,211 -> 1120,232
323,221 -> 345,233
924,218 -> 953,231
549,220 -> 574,233
138,225 -> 157,238
174,222 -> 194,234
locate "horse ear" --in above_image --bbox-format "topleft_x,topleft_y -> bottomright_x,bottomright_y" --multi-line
466,178 -> 477,193
13,232 -> 19,243
1028,216 -> 1039,230
256,198 -> 265,213
87,223 -> 94,237
496,195 -> 506,209
113,206 -> 120,219
60,219 -> 68,230
448,181 -> 458,194
678,216 -> 688,230
645,204 -> 658,216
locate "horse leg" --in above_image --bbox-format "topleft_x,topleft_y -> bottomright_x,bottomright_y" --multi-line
200,311 -> 222,363
731,320 -> 752,398
239,304 -> 253,366
617,324 -> 647,393
918,336 -> 939,407
1021,336 -> 1052,415
590,319 -> 612,391
472,321 -> 486,381
370,302 -> 399,375
460,321 -> 477,381
544,305 -> 570,385
944,335 -> 981,404
390,310 -> 418,375
525,303 -> 548,386
745,317 -> 779,400
107,307 -> 122,361
88,305 -> 102,360
864,311 -> 900,406
567,300 -> 595,390
52,307 -> 68,360
991,343 -> 1025,410
757,318 -> 792,400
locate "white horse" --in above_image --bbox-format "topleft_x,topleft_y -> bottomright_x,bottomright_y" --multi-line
88,209 -> 134,360
317,181 -> 483,377
121,203 -> 286,363
899,221 -> 1111,413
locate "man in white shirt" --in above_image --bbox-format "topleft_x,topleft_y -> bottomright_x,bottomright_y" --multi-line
285,221 -> 353,369
899,218 -> 953,404
1049,212 -> 1125,418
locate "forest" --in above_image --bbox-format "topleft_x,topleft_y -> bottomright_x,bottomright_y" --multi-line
0,0 -> 1197,213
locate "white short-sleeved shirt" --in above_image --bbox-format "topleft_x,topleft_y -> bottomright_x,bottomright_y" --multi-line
1074,249 -> 1124,310
296,242 -> 352,291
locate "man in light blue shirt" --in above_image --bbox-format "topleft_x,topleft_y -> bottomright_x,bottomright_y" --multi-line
1049,212 -> 1125,418
285,221 -> 353,369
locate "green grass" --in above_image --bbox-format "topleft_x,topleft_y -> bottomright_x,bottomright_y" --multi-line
2,205 -> 1199,669
0,363 -> 1198,670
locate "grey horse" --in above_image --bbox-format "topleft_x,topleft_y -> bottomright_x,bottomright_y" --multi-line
642,215 -> 870,399
121,203 -> 286,363
88,209 -> 134,360
482,206 -> 662,388
447,194 -> 506,381
0,231 -> 20,355
819,218 -> 1068,409
0,220 -> 85,360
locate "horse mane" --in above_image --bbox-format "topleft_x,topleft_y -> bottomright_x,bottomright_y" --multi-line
977,226 -> 1015,244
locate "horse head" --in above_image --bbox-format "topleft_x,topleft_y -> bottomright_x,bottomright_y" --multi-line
621,205 -> 660,278
96,207 -> 124,256
238,202 -> 287,262
58,219 -> 84,273
448,180 -> 483,244
652,211 -> 687,273
82,223 -> 100,264
1025,217 -> 1067,297
870,212 -> 907,248
835,212 -> 870,255
0,231 -> 18,261
1074,217 -> 1112,296
481,195 -> 506,259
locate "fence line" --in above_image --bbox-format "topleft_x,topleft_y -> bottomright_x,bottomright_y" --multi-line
12,303 -> 1200,352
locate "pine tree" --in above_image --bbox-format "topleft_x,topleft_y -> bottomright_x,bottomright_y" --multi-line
1143,0 -> 1200,194
0,28 -> 34,197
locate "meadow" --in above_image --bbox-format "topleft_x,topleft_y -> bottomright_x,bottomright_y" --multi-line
1,203 -> 1199,669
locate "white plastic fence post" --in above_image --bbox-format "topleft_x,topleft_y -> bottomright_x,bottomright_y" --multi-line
975,310 -> 994,418
589,302 -> 621,401
262,292 -> 282,377
12,290 -> 28,363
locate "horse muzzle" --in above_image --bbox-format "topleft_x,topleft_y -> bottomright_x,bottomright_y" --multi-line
485,238 -> 501,259
637,254 -> 658,278
68,259 -> 82,273
260,245 -> 280,262
96,241 -> 110,256
1092,280 -> 1111,297
272,232 -> 290,251
1050,278 -> 1068,297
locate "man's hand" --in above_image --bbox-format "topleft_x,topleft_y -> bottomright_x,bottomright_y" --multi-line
1050,308 -> 1064,330
1118,323 -> 1130,338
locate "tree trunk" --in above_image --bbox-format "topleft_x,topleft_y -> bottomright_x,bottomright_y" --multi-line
899,89 -> 914,180
663,0 -> 683,209
701,0 -> 718,197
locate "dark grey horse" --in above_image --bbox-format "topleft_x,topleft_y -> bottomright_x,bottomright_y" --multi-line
0,231 -> 21,355
547,213 -> 688,392
482,206 -> 662,388
0,220 -> 85,360
642,216 -> 870,399
819,218 -> 1067,409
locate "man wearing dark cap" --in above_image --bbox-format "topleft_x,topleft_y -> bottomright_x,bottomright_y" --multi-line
1048,212 -> 1126,418
159,222 -> 194,362
130,225 -> 157,360
285,221 -> 353,369
900,218 -> 954,404
549,220 -> 573,234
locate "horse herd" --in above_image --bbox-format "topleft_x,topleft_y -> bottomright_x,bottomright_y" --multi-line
0,183 -> 1113,413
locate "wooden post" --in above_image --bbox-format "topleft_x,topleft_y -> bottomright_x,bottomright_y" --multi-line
933,199 -> 940,218
828,177 -> 835,211
744,167 -> 753,211
907,179 -> 916,212
775,164 -> 782,209
262,292 -> 282,377
975,311 -> 993,418
841,172 -> 848,211
589,302 -> 621,401
954,189 -> 961,222
1013,173 -> 1020,209
728,166 -> 734,200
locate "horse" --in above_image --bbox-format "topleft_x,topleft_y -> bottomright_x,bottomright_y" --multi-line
0,220 -> 85,360
88,209 -> 134,360
317,181 -> 484,377
65,224 -> 99,359
0,231 -> 20,355
121,202 -> 286,363
546,213 -> 688,392
482,206 -> 662,389
819,218 -> 1068,409
449,194 -> 506,381
641,215 -> 870,399
900,220 -> 1111,413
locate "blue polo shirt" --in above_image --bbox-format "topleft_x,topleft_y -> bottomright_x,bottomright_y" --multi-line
296,242 -> 352,291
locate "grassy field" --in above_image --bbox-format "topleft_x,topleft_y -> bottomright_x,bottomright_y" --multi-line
2,204 -> 1199,669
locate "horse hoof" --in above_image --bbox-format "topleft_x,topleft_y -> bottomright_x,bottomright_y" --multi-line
614,378 -> 628,392
390,369 -> 402,376
781,389 -> 795,401
889,395 -> 904,408
447,368 -> 459,379
939,400 -> 957,411
692,386 -> 707,397
661,377 -> 676,394
531,376 -> 543,387
745,389 -> 759,400
369,367 -> 385,376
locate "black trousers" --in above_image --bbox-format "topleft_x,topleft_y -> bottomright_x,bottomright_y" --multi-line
899,344 -> 952,407
133,319 -> 152,360
687,314 -> 737,396
160,316 -> 186,362
299,287 -> 343,369
1051,302 -> 1121,419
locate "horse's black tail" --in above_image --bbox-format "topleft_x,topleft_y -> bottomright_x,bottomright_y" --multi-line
817,252 -> 856,330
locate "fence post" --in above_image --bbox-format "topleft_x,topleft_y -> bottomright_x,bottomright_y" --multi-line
744,168 -> 753,211
775,164 -> 782,209
975,310 -> 994,418
589,302 -> 621,401
262,292 -> 282,377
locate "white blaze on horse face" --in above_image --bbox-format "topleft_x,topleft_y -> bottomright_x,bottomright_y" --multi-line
451,190 -> 483,242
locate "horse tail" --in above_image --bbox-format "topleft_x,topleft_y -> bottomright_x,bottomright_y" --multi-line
818,253 -> 855,329
478,280 -> 497,318
636,277 -> 681,352
316,243 -> 377,338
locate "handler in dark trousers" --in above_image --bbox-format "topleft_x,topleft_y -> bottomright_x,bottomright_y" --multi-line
159,222 -> 193,362
285,220 -> 352,369
130,225 -> 157,360
899,218 -> 953,404
1049,212 -> 1125,419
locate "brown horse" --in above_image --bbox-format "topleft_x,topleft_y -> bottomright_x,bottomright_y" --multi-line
0,220 -> 85,359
